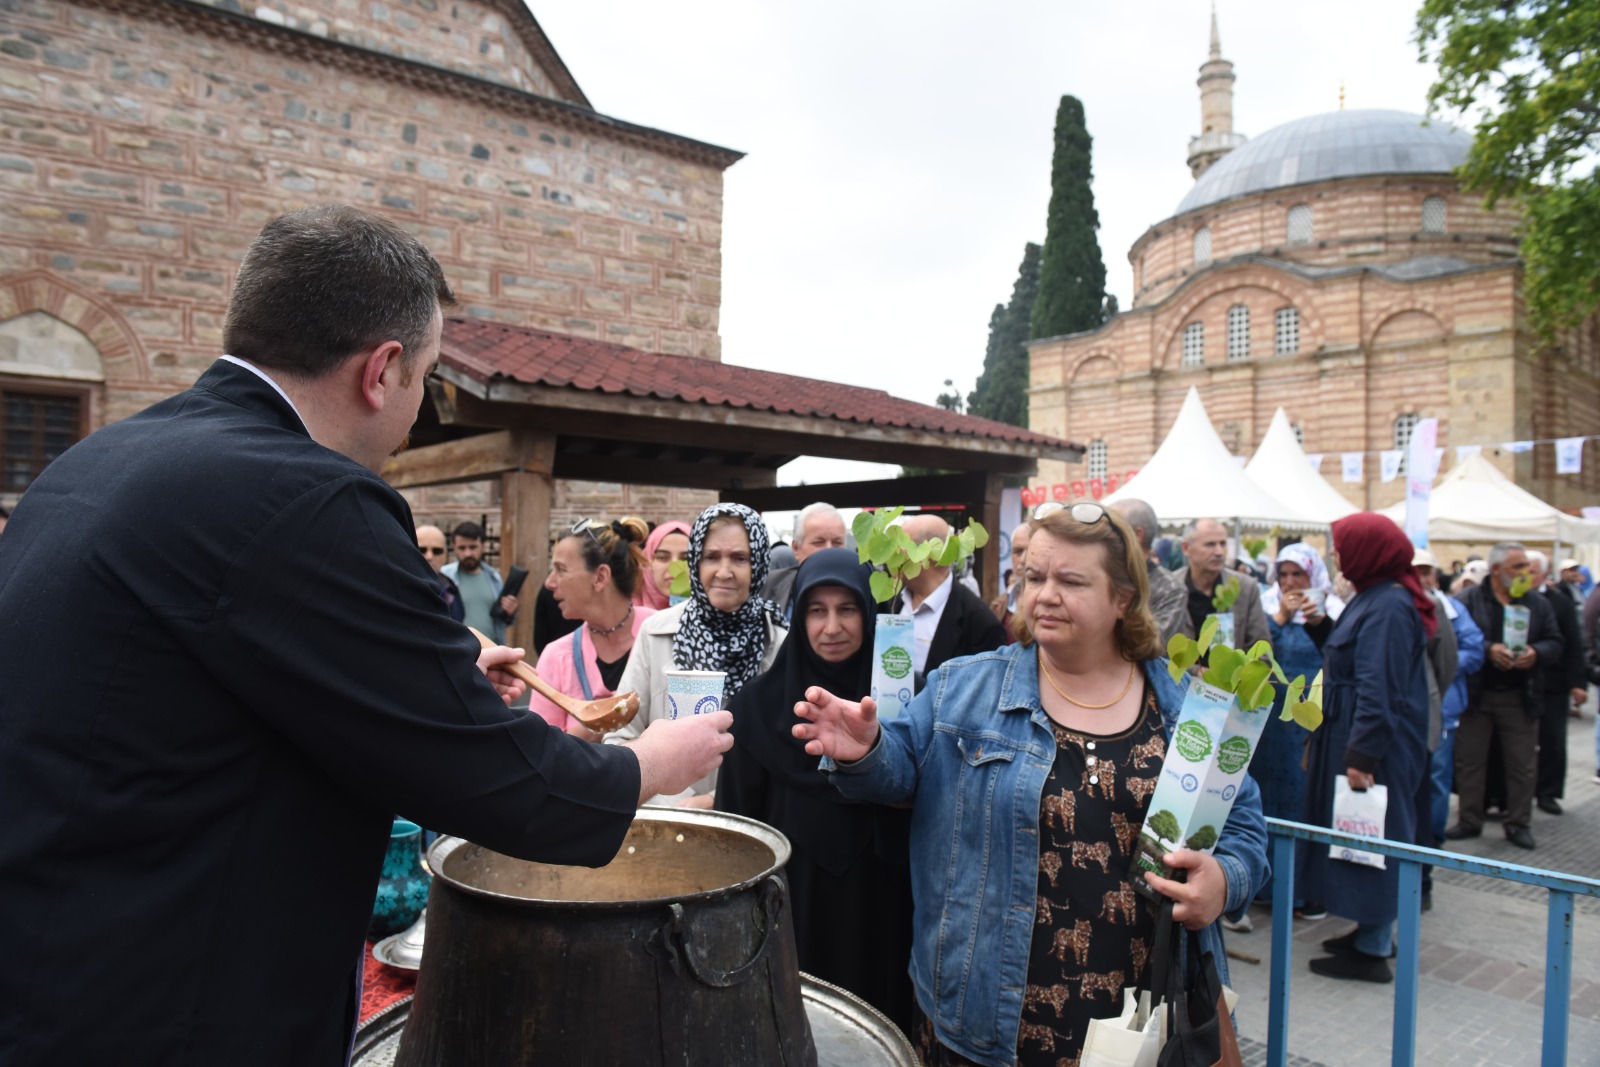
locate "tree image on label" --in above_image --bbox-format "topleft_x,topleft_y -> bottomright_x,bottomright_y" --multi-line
1215,735 -> 1252,775
881,646 -> 912,680
1173,721 -> 1212,762
1185,824 -> 1219,851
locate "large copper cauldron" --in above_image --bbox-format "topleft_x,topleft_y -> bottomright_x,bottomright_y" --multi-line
395,808 -> 815,1066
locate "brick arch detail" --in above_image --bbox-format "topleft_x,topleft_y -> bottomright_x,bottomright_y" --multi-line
1067,349 -> 1124,383
0,271 -> 150,382
1364,302 -> 1452,351
1153,269 -> 1325,370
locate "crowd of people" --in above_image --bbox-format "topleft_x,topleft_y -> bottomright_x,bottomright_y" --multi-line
2,203 -> 1596,1067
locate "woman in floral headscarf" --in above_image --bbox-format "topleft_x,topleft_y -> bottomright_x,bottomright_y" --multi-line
607,503 -> 787,804
1251,542 -> 1346,915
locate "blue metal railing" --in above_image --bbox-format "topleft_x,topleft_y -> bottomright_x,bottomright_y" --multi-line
1263,817 -> 1600,1067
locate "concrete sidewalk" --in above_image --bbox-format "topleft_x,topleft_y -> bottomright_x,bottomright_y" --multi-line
1221,709 -> 1600,1067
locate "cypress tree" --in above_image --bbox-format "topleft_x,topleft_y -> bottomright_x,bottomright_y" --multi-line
969,242 -> 1041,428
1030,95 -> 1109,340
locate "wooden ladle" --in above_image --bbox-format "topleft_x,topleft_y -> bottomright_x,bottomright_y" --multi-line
468,627 -> 641,734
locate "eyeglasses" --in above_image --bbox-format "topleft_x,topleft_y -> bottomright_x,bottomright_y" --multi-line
569,518 -> 604,549
1031,501 -> 1127,552
419,546 -> 447,556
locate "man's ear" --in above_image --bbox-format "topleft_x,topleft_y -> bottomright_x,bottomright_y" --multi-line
357,340 -> 406,412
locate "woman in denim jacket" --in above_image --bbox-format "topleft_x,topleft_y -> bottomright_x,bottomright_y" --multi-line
795,504 -> 1269,1067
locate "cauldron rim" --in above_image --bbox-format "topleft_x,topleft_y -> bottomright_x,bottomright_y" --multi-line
424,807 -> 793,910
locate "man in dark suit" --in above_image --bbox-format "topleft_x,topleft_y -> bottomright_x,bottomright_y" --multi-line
1448,541 -> 1561,849
0,206 -> 730,1066
1528,550 -> 1587,814
891,515 -> 1007,689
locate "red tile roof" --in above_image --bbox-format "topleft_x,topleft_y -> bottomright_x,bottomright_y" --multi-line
441,318 -> 1082,453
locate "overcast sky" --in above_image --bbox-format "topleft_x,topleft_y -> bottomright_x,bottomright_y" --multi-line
532,1 -> 1451,490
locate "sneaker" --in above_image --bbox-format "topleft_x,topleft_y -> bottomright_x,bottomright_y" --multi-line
1222,912 -> 1254,933
1310,952 -> 1394,984
1295,902 -> 1329,921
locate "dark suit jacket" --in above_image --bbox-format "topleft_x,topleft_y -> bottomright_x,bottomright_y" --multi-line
0,361 -> 641,1066
895,578 -> 1008,689
1458,580 -> 1561,713
1539,584 -> 1586,706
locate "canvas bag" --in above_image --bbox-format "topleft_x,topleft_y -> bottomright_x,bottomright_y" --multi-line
1329,778 -> 1388,869
1156,923 -> 1244,1067
1081,899 -> 1177,1067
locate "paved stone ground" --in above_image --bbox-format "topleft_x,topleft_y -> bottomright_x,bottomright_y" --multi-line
1221,706 -> 1600,1067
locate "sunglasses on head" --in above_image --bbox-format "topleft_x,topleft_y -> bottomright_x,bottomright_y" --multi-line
1031,501 -> 1127,551
569,518 -> 604,548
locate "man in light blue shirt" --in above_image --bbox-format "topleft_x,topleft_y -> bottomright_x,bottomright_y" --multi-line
441,521 -> 517,642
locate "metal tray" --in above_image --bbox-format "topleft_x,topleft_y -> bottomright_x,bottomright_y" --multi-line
352,974 -> 916,1066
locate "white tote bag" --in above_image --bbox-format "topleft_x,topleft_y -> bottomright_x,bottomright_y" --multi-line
1080,987 -> 1164,1067
1330,778 -> 1388,870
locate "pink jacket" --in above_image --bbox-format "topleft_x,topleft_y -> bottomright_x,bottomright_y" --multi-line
528,605 -> 657,730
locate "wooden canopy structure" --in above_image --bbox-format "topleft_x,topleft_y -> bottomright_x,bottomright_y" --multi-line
384,318 -> 1084,648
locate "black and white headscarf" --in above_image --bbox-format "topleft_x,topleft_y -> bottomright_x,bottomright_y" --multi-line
672,502 -> 785,698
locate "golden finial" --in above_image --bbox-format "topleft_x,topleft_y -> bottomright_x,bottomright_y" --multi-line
1339,82 -> 1345,110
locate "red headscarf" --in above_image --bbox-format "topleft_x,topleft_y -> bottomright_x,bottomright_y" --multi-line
1330,513 -> 1437,639
635,521 -> 692,610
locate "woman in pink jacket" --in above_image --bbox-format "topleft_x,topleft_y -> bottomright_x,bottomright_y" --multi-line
531,516 -> 656,738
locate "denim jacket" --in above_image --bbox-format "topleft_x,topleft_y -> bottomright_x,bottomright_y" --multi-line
823,644 -> 1269,1067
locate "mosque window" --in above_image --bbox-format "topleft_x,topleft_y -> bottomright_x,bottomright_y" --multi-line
1394,412 -> 1421,472
1226,304 -> 1250,361
1181,322 -> 1205,367
1087,439 -> 1108,482
1274,306 -> 1300,354
1193,227 -> 1212,266
1421,196 -> 1447,234
1286,204 -> 1313,244
1,385 -> 85,492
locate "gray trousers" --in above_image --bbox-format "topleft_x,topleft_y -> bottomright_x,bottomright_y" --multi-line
1455,687 -> 1537,831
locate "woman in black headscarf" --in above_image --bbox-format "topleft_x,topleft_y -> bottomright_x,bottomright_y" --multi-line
716,547 -> 914,1031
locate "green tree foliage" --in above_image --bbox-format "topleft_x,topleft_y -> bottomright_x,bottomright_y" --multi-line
1148,809 -> 1181,845
1030,95 -> 1110,340
1417,0 -> 1600,334
969,244 -> 1040,427
1185,824 -> 1219,852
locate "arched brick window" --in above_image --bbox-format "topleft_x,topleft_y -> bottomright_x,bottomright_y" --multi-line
1226,304 -> 1250,361
1274,306 -> 1300,354
1181,322 -> 1205,367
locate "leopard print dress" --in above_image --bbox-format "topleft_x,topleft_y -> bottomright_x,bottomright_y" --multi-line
914,684 -> 1165,1067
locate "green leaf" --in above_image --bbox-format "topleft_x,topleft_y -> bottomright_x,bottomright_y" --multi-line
936,537 -> 964,567
1196,614 -> 1219,657
1289,700 -> 1324,732
1167,633 -> 1200,680
968,520 -> 989,549
1212,575 -> 1241,613
869,570 -> 899,604
1509,574 -> 1532,599
902,561 -> 923,581
1280,675 -> 1306,722
667,559 -> 691,597
851,510 -> 876,550
1236,660 -> 1272,710
866,533 -> 896,567
1244,639 -> 1273,663
1201,645 -> 1244,691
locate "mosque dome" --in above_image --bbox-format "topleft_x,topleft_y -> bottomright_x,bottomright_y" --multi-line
1174,109 -> 1472,216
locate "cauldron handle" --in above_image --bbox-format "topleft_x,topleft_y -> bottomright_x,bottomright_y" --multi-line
662,875 -> 785,989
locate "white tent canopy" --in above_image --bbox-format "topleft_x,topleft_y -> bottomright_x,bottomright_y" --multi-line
1245,408 -> 1358,525
1377,452 -> 1600,544
1104,388 -> 1319,529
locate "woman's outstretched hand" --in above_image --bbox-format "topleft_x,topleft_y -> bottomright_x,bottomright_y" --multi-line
791,686 -> 881,763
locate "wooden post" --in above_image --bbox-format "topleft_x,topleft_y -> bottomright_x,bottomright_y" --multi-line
497,430 -> 557,652
980,472 -> 1005,603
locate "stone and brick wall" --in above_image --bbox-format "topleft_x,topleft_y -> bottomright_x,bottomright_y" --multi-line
1128,177 -> 1521,310
0,0 -> 733,524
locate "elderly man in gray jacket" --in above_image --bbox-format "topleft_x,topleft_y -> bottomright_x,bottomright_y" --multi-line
1172,517 -> 1271,653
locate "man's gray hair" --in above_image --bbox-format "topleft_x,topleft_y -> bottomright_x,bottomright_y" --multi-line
796,502 -> 842,540
1525,548 -> 1548,573
1180,517 -> 1221,543
1488,541 -> 1525,568
1113,498 -> 1159,550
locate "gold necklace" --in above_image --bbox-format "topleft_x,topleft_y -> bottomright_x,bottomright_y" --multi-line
1038,651 -> 1136,710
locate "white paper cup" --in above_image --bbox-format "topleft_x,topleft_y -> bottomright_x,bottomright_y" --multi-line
1302,588 -> 1327,613
664,670 -> 727,720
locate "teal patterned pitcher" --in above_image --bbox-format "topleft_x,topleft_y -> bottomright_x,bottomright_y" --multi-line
369,819 -> 431,937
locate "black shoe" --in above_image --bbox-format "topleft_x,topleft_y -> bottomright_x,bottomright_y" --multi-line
1310,952 -> 1393,984
1537,797 -> 1563,815
1295,902 -> 1329,920
1444,823 -> 1482,840
1321,928 -> 1397,958
1422,889 -> 1433,913
1505,825 -> 1537,849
